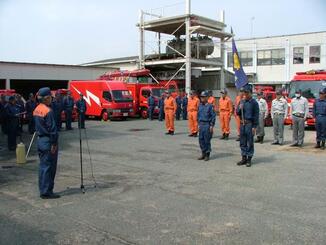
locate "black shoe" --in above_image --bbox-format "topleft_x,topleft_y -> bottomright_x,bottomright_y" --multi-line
224,134 -> 229,140
40,193 -> 61,199
193,133 -> 198,137
271,141 -> 279,145
237,156 -> 247,166
188,134 -> 194,137
260,136 -> 264,144
204,152 -> 210,161
246,157 -> 252,167
255,137 -> 261,143
198,153 -> 205,160
170,131 -> 174,135
321,141 -> 325,150
165,131 -> 171,135
290,143 -> 299,147
220,133 -> 226,140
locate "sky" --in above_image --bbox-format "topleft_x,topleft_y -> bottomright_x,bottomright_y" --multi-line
0,0 -> 325,65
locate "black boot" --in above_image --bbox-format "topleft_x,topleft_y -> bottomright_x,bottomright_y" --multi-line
237,156 -> 247,166
321,140 -> 325,150
255,136 -> 261,143
220,133 -> 226,140
193,132 -> 198,137
315,141 -> 321,148
198,152 -> 205,160
224,134 -> 229,140
204,152 -> 210,161
260,136 -> 264,144
246,157 -> 252,167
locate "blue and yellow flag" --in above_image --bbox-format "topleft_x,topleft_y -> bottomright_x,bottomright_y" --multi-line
232,32 -> 248,89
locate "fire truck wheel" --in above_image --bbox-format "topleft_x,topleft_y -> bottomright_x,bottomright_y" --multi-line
140,108 -> 148,119
101,111 -> 109,121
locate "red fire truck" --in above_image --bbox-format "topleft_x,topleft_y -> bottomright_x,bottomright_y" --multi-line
98,69 -> 179,118
285,70 -> 326,126
252,85 -> 276,126
69,80 -> 134,121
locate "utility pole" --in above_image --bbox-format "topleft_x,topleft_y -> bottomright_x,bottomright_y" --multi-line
219,10 -> 225,90
139,10 -> 144,69
185,0 -> 191,94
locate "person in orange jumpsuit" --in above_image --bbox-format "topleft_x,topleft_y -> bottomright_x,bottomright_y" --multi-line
187,91 -> 200,137
234,88 -> 245,141
218,89 -> 233,140
208,90 -> 218,113
164,91 -> 177,135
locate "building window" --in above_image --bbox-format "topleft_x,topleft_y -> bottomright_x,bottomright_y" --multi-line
257,49 -> 285,66
271,49 -> 285,65
293,47 -> 304,64
227,51 -> 253,67
257,50 -> 271,65
239,51 -> 253,66
309,46 -> 320,63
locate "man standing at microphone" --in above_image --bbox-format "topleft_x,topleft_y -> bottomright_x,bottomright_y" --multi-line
34,87 -> 60,199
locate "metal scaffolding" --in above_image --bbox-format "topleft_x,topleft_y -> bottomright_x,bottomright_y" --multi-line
138,0 -> 232,94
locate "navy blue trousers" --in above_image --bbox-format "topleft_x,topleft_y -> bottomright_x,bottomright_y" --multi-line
158,109 -> 164,121
176,107 -> 181,120
316,115 -> 326,141
240,123 -> 254,157
28,115 -> 35,134
7,119 -> 18,150
78,112 -> 85,129
65,110 -> 72,129
38,137 -> 58,196
182,109 -> 187,120
148,106 -> 155,120
199,123 -> 212,154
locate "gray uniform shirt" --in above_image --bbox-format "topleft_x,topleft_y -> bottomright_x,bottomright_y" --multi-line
291,96 -> 309,118
256,98 -> 268,118
271,97 -> 288,119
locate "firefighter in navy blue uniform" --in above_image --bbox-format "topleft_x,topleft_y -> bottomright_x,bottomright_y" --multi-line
16,94 -> 25,133
182,93 -> 188,120
76,93 -> 87,129
158,93 -> 165,121
313,88 -> 326,149
33,87 -> 60,199
5,96 -> 20,150
63,92 -> 74,130
236,85 -> 259,167
197,91 -> 216,161
25,93 -> 37,134
1,95 -> 8,134
53,93 -> 63,131
147,93 -> 155,120
175,93 -> 182,120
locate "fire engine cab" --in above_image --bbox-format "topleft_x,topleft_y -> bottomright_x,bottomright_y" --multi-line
285,70 -> 326,126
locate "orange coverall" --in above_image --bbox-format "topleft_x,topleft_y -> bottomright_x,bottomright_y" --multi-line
208,96 -> 218,112
218,96 -> 233,134
164,96 -> 177,132
187,96 -> 200,134
234,95 -> 242,136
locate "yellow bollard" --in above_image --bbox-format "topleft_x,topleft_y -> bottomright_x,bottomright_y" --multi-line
16,142 -> 26,164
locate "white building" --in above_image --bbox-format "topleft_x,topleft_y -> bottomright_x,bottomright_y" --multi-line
219,31 -> 326,86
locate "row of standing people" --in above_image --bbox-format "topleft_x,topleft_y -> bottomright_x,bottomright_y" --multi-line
0,91 -> 87,151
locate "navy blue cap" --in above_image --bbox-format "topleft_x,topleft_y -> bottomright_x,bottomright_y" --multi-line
8,96 -> 15,101
38,87 -> 51,97
320,87 -> 326,94
220,88 -> 228,94
243,84 -> 253,93
295,89 -> 302,93
200,91 -> 209,97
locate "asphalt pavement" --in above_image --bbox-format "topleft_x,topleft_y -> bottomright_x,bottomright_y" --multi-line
0,118 -> 325,245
